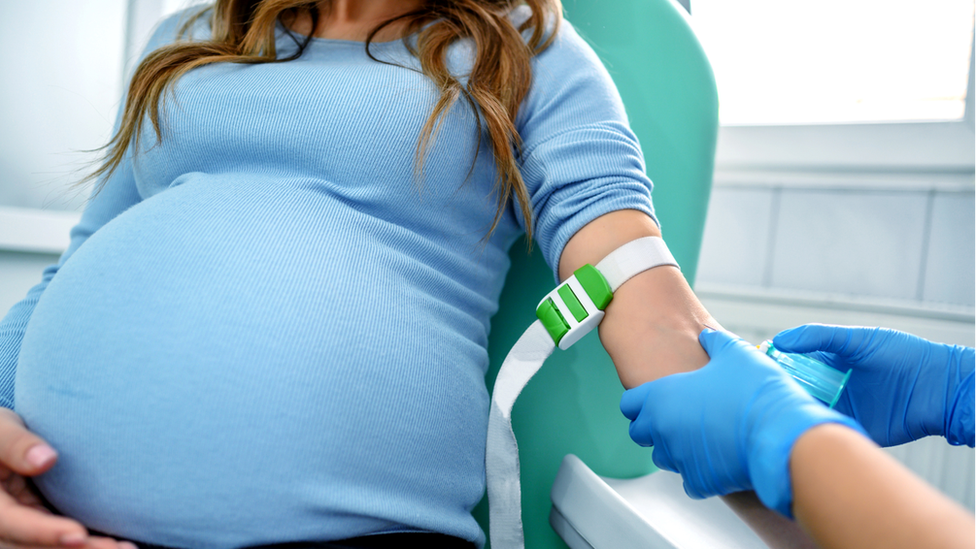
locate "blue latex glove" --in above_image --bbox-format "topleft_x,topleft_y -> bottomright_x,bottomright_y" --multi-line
774,324 -> 975,448
621,328 -> 862,517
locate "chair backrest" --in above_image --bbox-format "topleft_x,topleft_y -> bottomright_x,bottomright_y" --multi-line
473,0 -> 719,547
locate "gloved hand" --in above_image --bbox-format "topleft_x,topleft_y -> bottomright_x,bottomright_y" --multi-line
621,328 -> 862,517
774,324 -> 975,448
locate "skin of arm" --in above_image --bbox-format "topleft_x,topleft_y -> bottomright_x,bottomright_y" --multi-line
558,209 -> 716,388
791,423 -> 975,549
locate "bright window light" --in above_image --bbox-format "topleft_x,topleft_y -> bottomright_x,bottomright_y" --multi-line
691,0 -> 975,125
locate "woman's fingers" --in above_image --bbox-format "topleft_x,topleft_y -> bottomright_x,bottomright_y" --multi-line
0,409 -> 57,477
0,485 -> 90,548
0,409 -> 123,549
81,537 -> 138,549
0,537 -> 137,549
0,488 -> 138,549
1,472 -> 45,509
0,414 -> 136,549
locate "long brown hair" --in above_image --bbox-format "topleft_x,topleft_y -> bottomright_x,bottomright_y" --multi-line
90,0 -> 561,240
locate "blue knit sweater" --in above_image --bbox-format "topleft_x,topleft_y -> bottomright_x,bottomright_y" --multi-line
0,8 -> 655,548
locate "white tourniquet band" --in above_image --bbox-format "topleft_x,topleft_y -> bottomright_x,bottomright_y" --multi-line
486,236 -> 679,549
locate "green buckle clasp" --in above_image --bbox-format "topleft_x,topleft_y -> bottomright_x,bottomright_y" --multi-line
535,264 -> 612,350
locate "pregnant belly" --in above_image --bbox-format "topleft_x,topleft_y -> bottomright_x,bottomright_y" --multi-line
15,180 -> 488,548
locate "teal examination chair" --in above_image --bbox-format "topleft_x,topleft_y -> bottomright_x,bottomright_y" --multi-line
473,0 -> 724,547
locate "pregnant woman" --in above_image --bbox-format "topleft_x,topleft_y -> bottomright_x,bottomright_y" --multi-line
0,1 -> 715,548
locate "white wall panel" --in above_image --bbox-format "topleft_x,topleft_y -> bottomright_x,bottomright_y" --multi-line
923,191 -> 976,306
697,187 -> 774,287
770,189 -> 929,300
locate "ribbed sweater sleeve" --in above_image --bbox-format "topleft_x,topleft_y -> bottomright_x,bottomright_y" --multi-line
0,15 -> 185,410
516,20 -> 658,277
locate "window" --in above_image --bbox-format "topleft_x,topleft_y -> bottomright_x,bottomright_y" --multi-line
692,0 -> 975,126
690,1 -> 975,170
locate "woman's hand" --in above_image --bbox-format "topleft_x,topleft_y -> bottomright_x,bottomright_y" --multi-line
0,408 -> 132,549
773,324 -> 975,447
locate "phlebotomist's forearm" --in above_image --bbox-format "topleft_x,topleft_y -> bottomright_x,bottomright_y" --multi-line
791,423 -> 974,549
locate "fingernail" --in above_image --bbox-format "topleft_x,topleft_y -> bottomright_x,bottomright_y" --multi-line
59,533 -> 87,546
120,542 -> 140,549
25,444 -> 57,469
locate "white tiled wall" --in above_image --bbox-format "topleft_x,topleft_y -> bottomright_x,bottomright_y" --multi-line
698,176 -> 976,310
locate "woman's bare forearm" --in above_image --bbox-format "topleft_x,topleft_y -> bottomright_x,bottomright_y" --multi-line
558,209 -> 716,388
